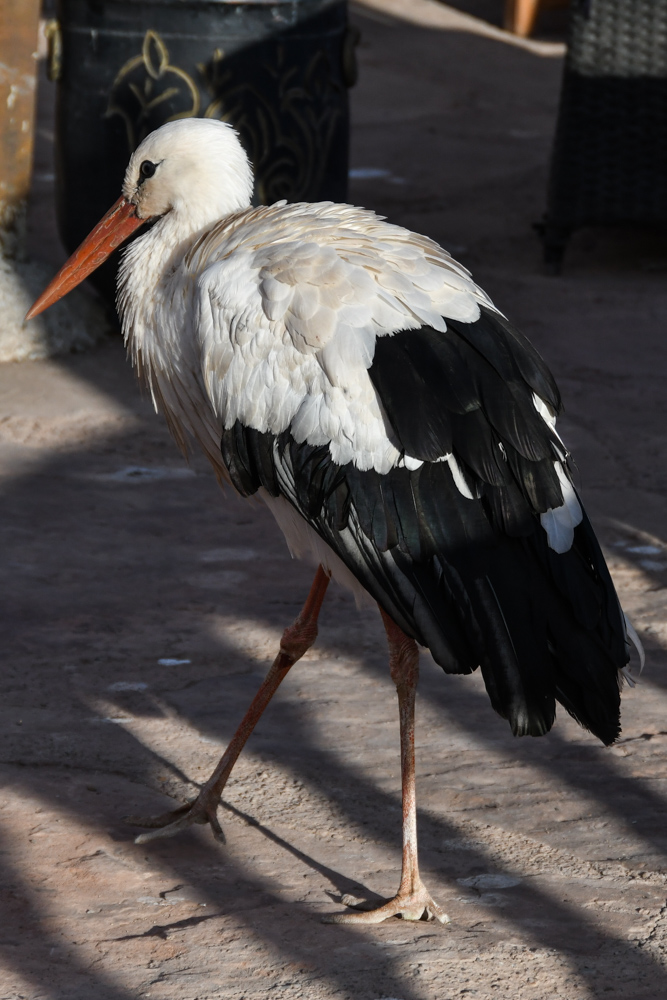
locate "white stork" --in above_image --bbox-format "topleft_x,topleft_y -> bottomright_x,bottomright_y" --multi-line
28,118 -> 640,925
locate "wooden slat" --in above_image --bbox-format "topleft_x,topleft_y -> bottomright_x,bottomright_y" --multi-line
504,0 -> 542,37
504,0 -> 569,38
0,0 -> 42,257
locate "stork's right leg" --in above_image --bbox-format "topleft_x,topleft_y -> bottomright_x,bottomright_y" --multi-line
127,565 -> 330,843
323,608 -> 448,924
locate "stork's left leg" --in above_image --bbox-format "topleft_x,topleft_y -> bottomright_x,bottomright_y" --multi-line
323,609 -> 448,924
127,566 -> 330,844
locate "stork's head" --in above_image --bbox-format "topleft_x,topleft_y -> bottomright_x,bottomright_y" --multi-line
124,119 -> 254,225
26,119 -> 254,320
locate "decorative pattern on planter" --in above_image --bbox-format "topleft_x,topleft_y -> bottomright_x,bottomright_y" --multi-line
106,29 -> 345,205
54,0 -> 352,305
106,31 -> 201,151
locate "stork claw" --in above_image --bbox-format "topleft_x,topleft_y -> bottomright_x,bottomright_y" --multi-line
322,884 -> 449,925
125,796 -> 225,844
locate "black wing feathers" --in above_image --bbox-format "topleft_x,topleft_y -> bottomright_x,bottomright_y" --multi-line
371,310 -> 561,489
368,330 -> 455,459
221,422 -> 257,496
221,306 -> 626,745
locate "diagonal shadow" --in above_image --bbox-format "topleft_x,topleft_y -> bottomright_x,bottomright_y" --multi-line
110,911 -> 228,941
162,695 -> 667,994
0,762 -> 432,1000
3,538 -> 667,1000
4,704 -> 664,1000
412,658 -> 667,861
135,649 -> 667,993
220,799 -> 382,904
0,829 -> 145,1000
1,345 -> 666,996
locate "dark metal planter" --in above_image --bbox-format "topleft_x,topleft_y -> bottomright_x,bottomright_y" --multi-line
540,0 -> 667,270
52,0 -> 355,301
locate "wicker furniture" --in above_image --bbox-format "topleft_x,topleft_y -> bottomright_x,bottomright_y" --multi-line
541,0 -> 667,269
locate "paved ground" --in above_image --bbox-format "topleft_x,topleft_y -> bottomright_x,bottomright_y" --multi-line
3,2 -> 667,998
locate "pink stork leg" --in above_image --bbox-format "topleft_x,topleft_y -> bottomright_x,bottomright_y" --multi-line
323,608 -> 448,924
129,565 -> 330,843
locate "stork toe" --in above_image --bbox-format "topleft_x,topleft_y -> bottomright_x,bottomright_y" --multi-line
322,884 -> 449,925
126,794 -> 225,844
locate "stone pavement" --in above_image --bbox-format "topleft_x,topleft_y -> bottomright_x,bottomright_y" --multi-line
2,3 -> 667,998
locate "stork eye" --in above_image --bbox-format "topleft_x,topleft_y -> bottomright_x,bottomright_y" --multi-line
140,160 -> 157,179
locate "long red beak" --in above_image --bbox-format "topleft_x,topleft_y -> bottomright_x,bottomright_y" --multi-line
25,196 -> 147,321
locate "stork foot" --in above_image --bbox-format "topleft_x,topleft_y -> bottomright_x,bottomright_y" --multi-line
322,882 -> 449,924
125,792 -> 224,844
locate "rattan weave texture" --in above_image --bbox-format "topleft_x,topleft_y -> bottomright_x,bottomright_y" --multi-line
542,0 -> 667,267
569,0 -> 667,77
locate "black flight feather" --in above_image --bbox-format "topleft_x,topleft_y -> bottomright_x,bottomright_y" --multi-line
221,423 -> 256,497
369,333 -> 454,460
